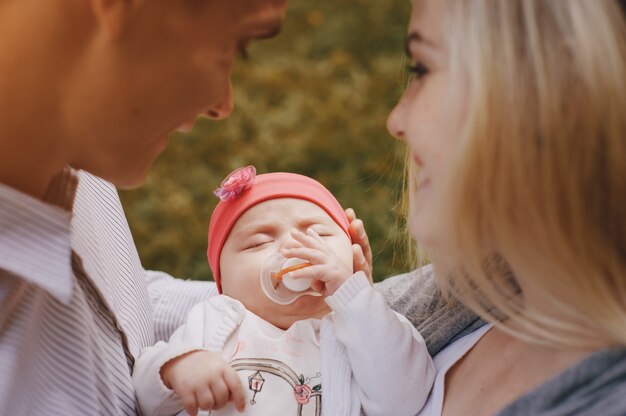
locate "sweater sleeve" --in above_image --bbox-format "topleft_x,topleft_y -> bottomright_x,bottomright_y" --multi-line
145,270 -> 219,342
132,296 -> 245,416
325,272 -> 436,416
376,264 -> 485,356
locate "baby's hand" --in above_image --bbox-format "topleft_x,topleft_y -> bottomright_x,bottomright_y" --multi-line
281,228 -> 354,296
160,350 -> 245,415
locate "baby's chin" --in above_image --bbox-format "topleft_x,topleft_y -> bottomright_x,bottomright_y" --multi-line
262,297 -> 330,330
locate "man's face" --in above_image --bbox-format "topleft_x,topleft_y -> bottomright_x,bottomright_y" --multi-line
63,0 -> 287,188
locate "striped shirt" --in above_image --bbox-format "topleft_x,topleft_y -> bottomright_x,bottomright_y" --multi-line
0,168 -> 217,415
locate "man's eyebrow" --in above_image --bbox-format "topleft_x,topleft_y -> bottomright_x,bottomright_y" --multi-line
405,31 -> 437,55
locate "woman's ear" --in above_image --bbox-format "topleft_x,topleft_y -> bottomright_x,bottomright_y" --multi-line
88,0 -> 143,39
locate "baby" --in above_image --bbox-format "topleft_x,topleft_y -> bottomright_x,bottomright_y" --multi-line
133,167 -> 435,416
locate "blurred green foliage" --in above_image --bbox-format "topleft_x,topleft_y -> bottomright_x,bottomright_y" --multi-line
119,0 -> 413,283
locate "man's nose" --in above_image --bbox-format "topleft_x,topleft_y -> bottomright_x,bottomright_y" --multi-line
206,81 -> 233,120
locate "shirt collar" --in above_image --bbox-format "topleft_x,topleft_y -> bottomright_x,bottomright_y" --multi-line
0,168 -> 77,303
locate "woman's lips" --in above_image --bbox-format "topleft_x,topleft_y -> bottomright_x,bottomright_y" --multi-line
412,153 -> 423,167
411,154 -> 429,187
416,169 -> 429,188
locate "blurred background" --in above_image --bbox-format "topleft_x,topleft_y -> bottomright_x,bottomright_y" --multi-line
119,0 -> 413,283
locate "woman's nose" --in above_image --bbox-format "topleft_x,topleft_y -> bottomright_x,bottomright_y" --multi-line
387,99 -> 407,141
206,81 -> 233,120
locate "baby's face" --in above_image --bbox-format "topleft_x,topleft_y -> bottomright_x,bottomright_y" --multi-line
219,198 -> 353,329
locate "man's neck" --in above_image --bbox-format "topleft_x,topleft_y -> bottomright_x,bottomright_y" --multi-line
0,134 -> 66,199
0,0 -> 80,200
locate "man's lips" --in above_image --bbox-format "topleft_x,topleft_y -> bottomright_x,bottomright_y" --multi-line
177,119 -> 196,132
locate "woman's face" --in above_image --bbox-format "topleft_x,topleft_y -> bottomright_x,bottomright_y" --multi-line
387,0 -> 459,249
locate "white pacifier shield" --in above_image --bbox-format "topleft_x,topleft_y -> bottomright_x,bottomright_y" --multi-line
280,258 -> 313,292
260,253 -> 320,305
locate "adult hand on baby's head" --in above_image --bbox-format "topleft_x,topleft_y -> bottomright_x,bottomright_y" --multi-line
345,208 -> 373,282
281,228 -> 355,296
160,350 -> 245,415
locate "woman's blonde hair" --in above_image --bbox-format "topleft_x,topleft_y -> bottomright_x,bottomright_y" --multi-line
420,0 -> 626,348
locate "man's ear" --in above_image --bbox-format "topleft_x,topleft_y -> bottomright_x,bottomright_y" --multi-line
88,0 -> 143,39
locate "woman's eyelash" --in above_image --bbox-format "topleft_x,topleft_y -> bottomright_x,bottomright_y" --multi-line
407,62 -> 429,79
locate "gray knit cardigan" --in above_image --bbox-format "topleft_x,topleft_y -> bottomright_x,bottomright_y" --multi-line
377,265 -> 626,415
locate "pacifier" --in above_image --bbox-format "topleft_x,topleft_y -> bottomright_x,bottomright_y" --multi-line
260,253 -> 321,305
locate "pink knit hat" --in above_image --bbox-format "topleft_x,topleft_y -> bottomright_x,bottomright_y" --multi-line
207,166 -> 351,293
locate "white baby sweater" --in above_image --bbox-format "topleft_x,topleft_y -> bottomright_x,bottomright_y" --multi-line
132,272 -> 435,416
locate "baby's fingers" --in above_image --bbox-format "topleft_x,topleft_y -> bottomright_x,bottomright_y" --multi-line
181,392 -> 199,416
284,264 -> 328,282
224,367 -> 246,412
281,246 -> 325,265
310,279 -> 325,293
195,388 -> 215,412
304,227 -> 326,242
289,228 -> 322,249
208,378 -> 230,410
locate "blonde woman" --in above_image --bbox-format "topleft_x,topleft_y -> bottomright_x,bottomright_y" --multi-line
380,0 -> 626,414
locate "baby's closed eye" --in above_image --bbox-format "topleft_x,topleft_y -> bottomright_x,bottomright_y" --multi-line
307,226 -> 335,237
243,237 -> 273,250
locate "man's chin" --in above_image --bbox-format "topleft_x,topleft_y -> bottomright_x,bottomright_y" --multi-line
112,170 -> 151,190
70,161 -> 153,189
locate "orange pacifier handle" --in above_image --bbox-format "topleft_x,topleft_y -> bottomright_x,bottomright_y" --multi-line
261,254 -> 319,305
272,262 -> 312,282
